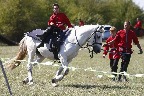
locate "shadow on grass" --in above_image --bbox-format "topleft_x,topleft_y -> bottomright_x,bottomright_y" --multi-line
63,84 -> 130,89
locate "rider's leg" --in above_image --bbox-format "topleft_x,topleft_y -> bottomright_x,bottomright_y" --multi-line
37,26 -> 51,40
36,26 -> 53,49
36,27 -> 53,55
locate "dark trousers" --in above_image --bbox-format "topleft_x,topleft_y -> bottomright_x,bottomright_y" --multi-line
110,59 -> 119,76
118,54 -> 131,80
120,54 -> 131,72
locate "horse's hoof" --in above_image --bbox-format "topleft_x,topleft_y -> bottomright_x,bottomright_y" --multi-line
22,80 -> 27,84
55,75 -> 63,81
64,68 -> 69,75
52,78 -> 56,83
22,78 -> 29,84
22,78 -> 33,85
28,81 -> 34,85
52,83 -> 58,87
32,62 -> 38,66
52,79 -> 58,87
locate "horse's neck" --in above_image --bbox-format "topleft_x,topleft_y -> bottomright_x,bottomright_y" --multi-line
75,26 -> 94,46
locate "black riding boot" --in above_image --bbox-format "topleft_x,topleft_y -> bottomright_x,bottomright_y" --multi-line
37,28 -> 50,42
53,50 -> 59,60
50,41 -> 60,60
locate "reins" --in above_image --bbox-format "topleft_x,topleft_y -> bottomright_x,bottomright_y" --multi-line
74,26 -> 102,48
74,26 -> 102,58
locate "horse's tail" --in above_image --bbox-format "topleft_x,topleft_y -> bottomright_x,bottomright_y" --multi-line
5,36 -> 27,70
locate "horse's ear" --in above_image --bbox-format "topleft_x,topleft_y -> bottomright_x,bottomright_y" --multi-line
96,25 -> 103,32
100,25 -> 104,29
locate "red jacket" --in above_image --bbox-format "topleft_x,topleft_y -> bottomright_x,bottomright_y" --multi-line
113,29 -> 139,53
48,13 -> 73,30
134,20 -> 142,29
79,21 -> 84,26
103,36 -> 120,59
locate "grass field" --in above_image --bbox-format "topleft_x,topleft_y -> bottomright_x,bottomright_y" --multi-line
0,38 -> 144,96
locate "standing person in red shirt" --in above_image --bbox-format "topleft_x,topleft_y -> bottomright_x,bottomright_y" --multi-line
103,21 -> 143,82
103,26 -> 120,81
134,18 -> 142,30
134,18 -> 143,36
79,19 -> 84,26
48,3 -> 73,30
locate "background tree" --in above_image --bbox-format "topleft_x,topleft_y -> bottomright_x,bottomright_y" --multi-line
0,0 -> 143,42
0,0 -> 49,41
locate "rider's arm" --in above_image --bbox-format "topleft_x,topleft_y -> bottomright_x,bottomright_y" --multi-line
62,14 -> 73,28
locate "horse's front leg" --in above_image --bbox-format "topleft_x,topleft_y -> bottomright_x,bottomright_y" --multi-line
52,55 -> 69,86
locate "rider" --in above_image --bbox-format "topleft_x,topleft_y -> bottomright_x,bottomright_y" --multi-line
37,3 -> 73,39
37,3 -> 73,59
48,3 -> 73,30
134,18 -> 143,36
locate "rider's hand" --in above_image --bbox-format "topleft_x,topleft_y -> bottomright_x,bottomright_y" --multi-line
50,22 -> 54,25
138,49 -> 143,54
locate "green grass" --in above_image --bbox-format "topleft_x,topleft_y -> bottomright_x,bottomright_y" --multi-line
0,38 -> 144,96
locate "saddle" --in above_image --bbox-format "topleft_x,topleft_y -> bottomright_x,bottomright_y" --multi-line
36,25 -> 70,60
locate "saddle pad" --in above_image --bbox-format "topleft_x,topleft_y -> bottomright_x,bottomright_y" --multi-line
26,28 -> 72,44
26,29 -> 45,41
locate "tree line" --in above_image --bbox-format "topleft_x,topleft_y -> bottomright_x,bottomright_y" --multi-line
0,0 -> 144,42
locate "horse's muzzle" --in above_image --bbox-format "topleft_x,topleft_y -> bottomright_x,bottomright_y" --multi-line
93,45 -> 101,53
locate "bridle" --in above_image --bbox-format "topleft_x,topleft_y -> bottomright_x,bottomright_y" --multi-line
74,26 -> 103,58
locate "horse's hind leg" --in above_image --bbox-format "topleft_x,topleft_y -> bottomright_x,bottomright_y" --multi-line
23,51 -> 35,85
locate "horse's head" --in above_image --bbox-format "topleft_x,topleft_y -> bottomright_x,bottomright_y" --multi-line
88,25 -> 103,54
